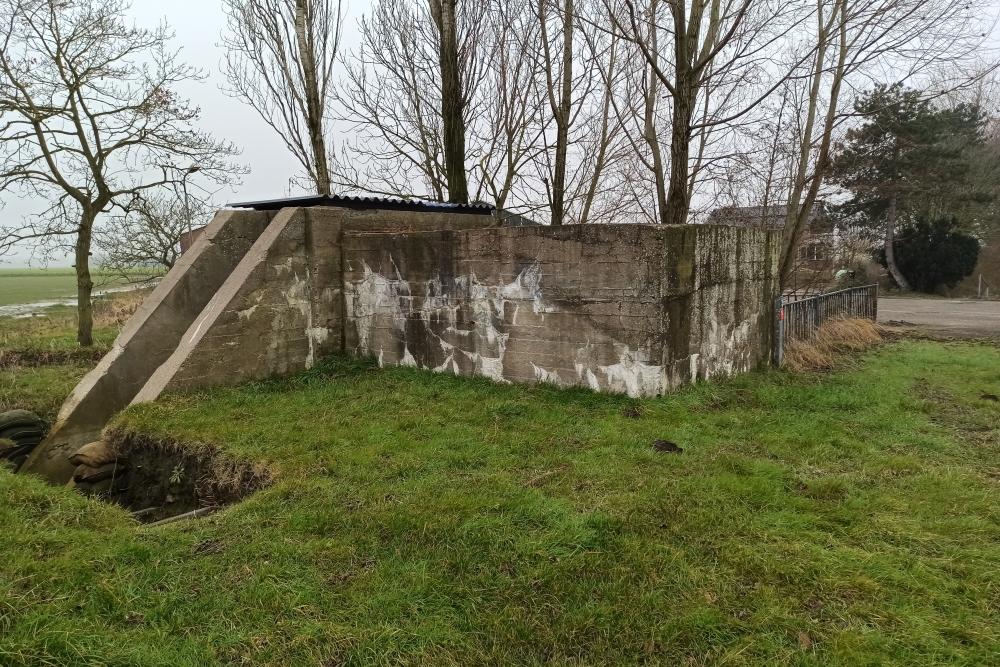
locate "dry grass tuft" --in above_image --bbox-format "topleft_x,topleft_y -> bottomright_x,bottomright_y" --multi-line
93,288 -> 150,329
783,317 -> 884,372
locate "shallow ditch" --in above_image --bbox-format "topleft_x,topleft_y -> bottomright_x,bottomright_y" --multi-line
97,427 -> 272,524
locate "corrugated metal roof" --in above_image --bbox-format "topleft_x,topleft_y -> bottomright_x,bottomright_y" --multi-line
227,194 -> 495,215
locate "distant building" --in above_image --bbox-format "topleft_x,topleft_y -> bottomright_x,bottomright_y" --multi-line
495,208 -> 543,227
705,202 -> 831,232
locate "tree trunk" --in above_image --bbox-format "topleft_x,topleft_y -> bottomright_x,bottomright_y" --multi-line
430,0 -> 469,204
883,193 -> 911,290
643,2 -> 667,223
580,48 -> 614,225
295,0 -> 331,195
75,210 -> 96,347
550,0 -> 573,226
646,70 -> 667,223
663,78 -> 694,225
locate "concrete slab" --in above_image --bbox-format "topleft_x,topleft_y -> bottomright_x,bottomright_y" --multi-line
878,297 -> 1000,340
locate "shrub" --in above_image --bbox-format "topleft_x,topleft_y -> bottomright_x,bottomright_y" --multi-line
878,216 -> 979,292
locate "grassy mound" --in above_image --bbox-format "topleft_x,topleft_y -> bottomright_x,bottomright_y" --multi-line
2,341 -> 1000,665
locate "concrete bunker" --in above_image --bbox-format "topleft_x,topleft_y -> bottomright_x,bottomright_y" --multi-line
19,196 -> 781,492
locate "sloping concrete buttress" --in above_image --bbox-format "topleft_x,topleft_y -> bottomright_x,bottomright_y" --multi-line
21,206 -> 781,486
19,209 -> 275,485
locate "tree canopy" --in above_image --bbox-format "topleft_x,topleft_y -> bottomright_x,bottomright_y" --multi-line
829,84 -> 991,290
832,84 -> 989,225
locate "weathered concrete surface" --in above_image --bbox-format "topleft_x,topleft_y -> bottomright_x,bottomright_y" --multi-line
20,209 -> 275,485
133,207 -> 497,400
24,205 -> 780,488
343,224 -> 780,397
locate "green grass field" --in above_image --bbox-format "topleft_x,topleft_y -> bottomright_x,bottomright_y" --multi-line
0,267 -> 83,306
0,268 -> 159,307
2,331 -> 1000,665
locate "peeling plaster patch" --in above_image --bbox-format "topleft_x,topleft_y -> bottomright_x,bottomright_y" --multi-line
281,274 -> 311,318
236,305 -> 258,321
697,292 -> 753,380
273,257 -> 296,276
492,261 -> 552,320
586,369 -> 601,391
433,355 -> 459,375
345,262 -> 412,350
478,355 -> 508,383
599,344 -> 665,398
344,259 -> 559,387
531,362 -> 563,386
307,326 -> 330,345
420,277 -> 459,328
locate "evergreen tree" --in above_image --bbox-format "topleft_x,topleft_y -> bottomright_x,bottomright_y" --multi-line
830,84 -> 987,291
877,216 -> 980,293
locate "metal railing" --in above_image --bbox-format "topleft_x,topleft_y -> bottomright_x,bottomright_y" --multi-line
775,284 -> 878,365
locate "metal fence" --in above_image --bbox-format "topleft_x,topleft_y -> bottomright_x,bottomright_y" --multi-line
775,284 -> 878,365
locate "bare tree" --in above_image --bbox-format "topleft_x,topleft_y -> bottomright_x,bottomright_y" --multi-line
331,0 -> 487,200
776,0 -> 992,290
472,0 -> 547,211
604,0 -> 812,225
222,0 -> 343,194
0,0 -> 243,345
96,191 -> 215,279
577,14 -> 624,224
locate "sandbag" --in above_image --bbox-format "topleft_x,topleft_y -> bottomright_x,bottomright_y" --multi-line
68,441 -> 117,468
0,425 -> 45,442
0,410 -> 40,430
1,442 -> 35,460
0,437 -> 37,472
0,437 -> 17,457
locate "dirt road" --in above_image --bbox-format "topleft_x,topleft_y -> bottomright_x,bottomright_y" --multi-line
878,298 -> 1000,340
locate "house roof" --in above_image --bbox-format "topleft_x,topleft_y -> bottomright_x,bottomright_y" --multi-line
706,203 -> 829,230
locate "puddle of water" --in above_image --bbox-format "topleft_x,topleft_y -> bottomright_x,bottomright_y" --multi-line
0,285 -> 148,319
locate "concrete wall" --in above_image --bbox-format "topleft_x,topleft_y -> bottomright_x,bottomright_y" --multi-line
134,207 -> 497,399
342,224 -> 780,397
23,206 -> 780,486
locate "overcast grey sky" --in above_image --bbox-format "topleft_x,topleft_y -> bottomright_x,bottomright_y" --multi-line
3,0 -> 999,267
1,0 -> 365,267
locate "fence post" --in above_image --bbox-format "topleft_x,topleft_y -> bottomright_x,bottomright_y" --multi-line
775,294 -> 784,367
